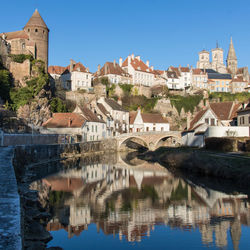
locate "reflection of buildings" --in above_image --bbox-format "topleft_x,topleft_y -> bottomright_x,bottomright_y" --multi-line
33,159 -> 250,248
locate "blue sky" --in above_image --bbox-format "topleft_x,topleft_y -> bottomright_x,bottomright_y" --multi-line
1,0 -> 249,72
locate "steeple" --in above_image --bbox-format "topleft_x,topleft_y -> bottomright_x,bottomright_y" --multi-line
227,37 -> 238,75
227,37 -> 237,60
24,9 -> 48,30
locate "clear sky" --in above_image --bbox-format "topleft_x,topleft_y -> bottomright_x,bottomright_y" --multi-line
1,0 -> 249,72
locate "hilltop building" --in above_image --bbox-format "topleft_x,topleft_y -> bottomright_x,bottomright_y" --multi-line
0,9 -> 49,72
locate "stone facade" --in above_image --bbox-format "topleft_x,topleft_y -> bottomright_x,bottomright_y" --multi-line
1,9 -> 49,72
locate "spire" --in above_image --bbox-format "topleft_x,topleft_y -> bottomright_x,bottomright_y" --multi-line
227,37 -> 237,60
24,9 -> 48,29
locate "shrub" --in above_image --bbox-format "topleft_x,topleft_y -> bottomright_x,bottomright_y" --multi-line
209,92 -> 250,102
10,54 -> 34,63
170,94 -> 203,114
119,83 -> 133,95
205,137 -> 236,152
50,97 -> 67,113
10,87 -> 33,110
0,69 -> 12,101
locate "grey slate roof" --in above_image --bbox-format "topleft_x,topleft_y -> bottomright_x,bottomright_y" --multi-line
208,73 -> 232,80
105,98 -> 127,112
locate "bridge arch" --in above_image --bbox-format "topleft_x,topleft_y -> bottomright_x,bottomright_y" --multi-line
118,136 -> 149,151
154,135 -> 182,150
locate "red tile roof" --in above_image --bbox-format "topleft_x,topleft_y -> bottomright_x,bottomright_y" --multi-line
122,56 -> 153,73
230,103 -> 241,119
180,67 -> 190,73
48,66 -> 66,75
98,62 -> 129,77
130,111 -> 168,124
42,113 -> 86,128
189,109 -> 207,130
1,30 -> 29,40
210,102 -> 234,120
232,76 -> 247,82
62,62 -> 89,74
192,68 -> 206,75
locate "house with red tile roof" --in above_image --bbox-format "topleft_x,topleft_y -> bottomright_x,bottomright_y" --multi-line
129,108 -> 169,133
182,102 -> 247,147
94,60 -> 132,85
120,54 -> 155,87
231,76 -> 248,93
192,68 -> 208,90
42,105 -> 107,141
59,59 -> 92,91
168,66 -> 192,90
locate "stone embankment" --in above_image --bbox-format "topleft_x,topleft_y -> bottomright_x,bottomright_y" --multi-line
139,147 -> 250,188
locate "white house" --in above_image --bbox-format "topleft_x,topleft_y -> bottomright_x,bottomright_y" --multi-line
73,105 -> 106,141
165,71 -> 181,90
120,54 -> 155,87
168,66 -> 191,89
129,108 -> 169,133
182,102 -> 244,147
97,97 -> 129,135
95,60 -> 132,84
60,59 -> 92,91
42,107 -> 106,142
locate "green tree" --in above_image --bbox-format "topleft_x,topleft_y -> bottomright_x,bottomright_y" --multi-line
50,97 -> 67,113
0,69 -> 12,102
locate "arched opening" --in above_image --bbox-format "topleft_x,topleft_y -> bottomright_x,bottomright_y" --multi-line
155,136 -> 180,149
120,137 -> 148,152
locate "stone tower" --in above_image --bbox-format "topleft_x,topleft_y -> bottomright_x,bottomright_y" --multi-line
197,50 -> 210,69
227,37 -> 238,75
23,9 -> 49,72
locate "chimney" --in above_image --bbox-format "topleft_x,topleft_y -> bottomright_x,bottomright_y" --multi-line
186,112 -> 191,130
128,55 -> 131,65
119,57 -> 123,67
68,118 -> 72,127
97,64 -> 101,75
150,66 -> 154,71
104,63 -> 108,75
117,97 -> 122,106
113,59 -> 116,67
187,64 -> 190,68
146,60 -> 149,67
70,59 -> 74,72
131,53 -> 135,60
136,55 -> 140,61
86,67 -> 89,73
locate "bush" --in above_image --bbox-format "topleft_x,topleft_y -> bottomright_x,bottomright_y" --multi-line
119,83 -> 133,95
10,87 -> 33,110
170,94 -> 203,114
205,137 -> 236,152
0,69 -> 12,101
10,54 -> 34,63
50,97 -> 67,113
209,92 -> 250,102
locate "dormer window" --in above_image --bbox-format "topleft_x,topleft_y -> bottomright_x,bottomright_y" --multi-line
77,67 -> 80,72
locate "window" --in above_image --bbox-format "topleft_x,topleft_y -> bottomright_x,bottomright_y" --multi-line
161,127 -> 164,131
96,125 -> 97,132
205,118 -> 209,124
211,118 -> 215,126
146,127 -> 149,132
92,125 -> 94,132
35,29 -> 38,33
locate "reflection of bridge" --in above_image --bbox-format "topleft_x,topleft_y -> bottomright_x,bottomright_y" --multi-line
115,131 -> 182,151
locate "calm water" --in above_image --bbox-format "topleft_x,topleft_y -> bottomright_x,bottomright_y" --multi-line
31,152 -> 250,250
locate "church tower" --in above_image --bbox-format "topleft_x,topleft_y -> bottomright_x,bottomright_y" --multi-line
227,37 -> 238,75
23,9 -> 49,72
197,50 -> 210,69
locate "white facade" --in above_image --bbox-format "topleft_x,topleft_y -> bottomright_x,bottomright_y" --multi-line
205,126 -> 249,137
61,70 -> 92,91
179,70 -> 192,89
121,54 -> 155,87
106,73 -> 131,85
83,121 -> 106,141
130,109 -> 169,133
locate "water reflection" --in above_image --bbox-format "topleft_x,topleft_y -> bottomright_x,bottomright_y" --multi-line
31,152 -> 250,249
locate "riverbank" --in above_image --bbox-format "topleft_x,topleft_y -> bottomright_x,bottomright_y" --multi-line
139,147 -> 250,188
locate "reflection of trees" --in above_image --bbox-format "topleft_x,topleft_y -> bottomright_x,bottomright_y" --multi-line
31,160 -> 250,247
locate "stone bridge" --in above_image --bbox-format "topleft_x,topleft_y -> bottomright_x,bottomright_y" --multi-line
115,131 -> 182,151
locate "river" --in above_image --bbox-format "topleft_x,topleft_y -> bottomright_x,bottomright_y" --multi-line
30,152 -> 250,250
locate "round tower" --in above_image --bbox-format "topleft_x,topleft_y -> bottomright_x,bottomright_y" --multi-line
23,9 -> 49,72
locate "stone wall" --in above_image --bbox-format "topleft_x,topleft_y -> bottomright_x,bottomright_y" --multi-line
9,59 -> 31,87
66,91 -> 96,105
